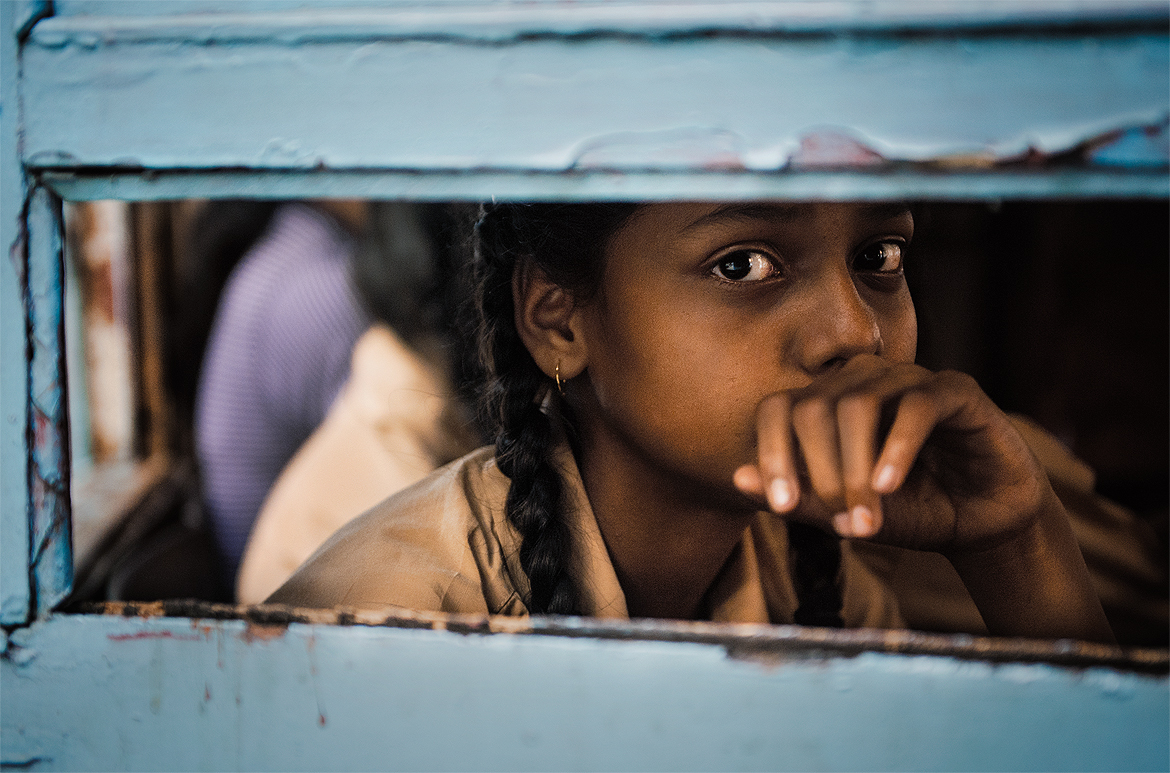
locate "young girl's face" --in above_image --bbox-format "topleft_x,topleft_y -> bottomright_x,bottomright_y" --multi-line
573,201 -> 917,508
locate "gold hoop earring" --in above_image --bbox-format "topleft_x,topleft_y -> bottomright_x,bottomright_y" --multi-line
554,360 -> 564,396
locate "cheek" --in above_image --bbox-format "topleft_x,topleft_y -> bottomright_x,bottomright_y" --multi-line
878,294 -> 917,363
589,305 -> 759,453
592,307 -> 722,409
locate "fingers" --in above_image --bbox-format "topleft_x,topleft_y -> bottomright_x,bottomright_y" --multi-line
756,394 -> 799,512
747,357 -> 948,539
836,367 -> 936,536
733,463 -> 763,498
872,371 -> 975,495
760,356 -> 887,515
836,393 -> 881,538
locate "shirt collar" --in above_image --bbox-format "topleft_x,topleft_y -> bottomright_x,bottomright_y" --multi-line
548,439 -> 771,624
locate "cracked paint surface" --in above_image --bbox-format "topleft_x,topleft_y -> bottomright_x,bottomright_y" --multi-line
3,5 -> 1168,767
23,187 -> 72,621
2,611 -> 1167,771
20,8 -> 1169,175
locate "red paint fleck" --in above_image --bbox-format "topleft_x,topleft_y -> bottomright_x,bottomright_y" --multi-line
108,630 -> 201,642
318,714 -> 327,727
241,622 -> 287,643
204,685 -> 211,701
790,130 -> 886,169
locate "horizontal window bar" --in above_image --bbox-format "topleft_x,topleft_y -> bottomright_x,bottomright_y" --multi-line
40,168 -> 1170,202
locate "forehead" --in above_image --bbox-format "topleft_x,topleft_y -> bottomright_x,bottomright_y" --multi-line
615,202 -> 913,244
627,198 -> 907,232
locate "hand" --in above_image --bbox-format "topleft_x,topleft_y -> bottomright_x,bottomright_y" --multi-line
734,354 -> 1046,556
733,354 -> 1114,643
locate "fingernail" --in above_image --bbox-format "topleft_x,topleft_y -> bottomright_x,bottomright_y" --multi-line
832,512 -> 852,537
768,479 -> 792,511
873,464 -> 898,492
852,505 -> 874,537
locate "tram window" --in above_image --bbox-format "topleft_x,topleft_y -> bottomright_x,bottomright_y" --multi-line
63,197 -> 1169,646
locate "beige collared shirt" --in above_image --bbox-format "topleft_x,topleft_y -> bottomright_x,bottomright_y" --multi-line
269,442 -> 904,628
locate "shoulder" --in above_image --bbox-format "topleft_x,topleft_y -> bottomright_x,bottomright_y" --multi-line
216,205 -> 346,304
254,204 -> 354,268
225,205 -> 363,328
267,447 -> 523,614
346,324 -> 449,431
1007,414 -> 1096,494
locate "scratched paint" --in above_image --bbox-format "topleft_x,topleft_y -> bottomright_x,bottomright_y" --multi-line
24,187 -> 72,620
4,4 -> 1170,770
1,0 -> 31,627
35,1 -> 1170,41
73,599 -> 1170,672
18,3 -> 1170,206
40,167 -> 1170,204
20,13 -> 1170,174
2,612 -> 1167,771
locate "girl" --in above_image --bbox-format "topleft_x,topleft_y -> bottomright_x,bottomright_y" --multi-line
270,201 -> 1114,644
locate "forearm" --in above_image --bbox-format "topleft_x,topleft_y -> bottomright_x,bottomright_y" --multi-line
946,491 -> 1115,644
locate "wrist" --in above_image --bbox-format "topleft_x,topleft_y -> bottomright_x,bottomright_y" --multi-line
945,490 -> 1114,643
942,484 -> 1061,567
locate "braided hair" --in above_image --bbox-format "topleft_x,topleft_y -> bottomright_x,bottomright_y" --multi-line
471,204 -> 635,615
469,203 -> 843,625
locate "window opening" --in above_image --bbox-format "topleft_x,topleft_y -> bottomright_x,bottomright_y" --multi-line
55,197 -> 1169,650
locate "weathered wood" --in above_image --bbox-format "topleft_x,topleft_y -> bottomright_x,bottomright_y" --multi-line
21,5 -> 1169,195
1,0 -> 31,626
3,612 -> 1167,771
3,4 -> 1168,770
25,186 -> 72,620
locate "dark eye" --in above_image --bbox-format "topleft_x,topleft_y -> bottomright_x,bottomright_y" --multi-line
854,241 -> 904,273
711,249 -> 779,282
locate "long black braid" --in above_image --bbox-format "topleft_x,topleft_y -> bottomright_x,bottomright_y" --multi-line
471,203 -> 636,615
469,202 -> 843,626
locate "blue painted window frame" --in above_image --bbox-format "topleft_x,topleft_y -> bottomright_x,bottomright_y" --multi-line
2,5 -> 1168,771
5,0 -> 1169,625
5,0 -> 1169,627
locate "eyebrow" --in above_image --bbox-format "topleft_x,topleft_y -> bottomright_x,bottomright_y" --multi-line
681,202 -> 912,232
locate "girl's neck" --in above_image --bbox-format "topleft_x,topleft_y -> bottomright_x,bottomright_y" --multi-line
575,434 -> 755,620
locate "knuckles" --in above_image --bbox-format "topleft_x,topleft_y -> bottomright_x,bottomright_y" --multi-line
791,396 -> 835,428
748,357 -> 1025,553
934,368 -> 979,391
836,393 -> 880,424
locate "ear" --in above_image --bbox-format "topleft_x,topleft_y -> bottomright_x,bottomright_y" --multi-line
513,259 -> 588,383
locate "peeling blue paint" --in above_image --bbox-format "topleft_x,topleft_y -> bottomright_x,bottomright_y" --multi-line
1,0 -> 32,627
36,1 -> 1170,39
24,187 -> 72,619
2,614 -> 1167,771
19,13 -> 1170,181
13,0 -> 50,42
1089,117 -> 1170,167
38,168 -> 1170,205
3,3 -> 1169,770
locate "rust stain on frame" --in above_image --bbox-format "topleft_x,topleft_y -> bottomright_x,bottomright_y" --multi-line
24,184 -> 73,619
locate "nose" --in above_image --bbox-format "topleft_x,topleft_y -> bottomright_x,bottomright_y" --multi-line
794,264 -> 881,374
